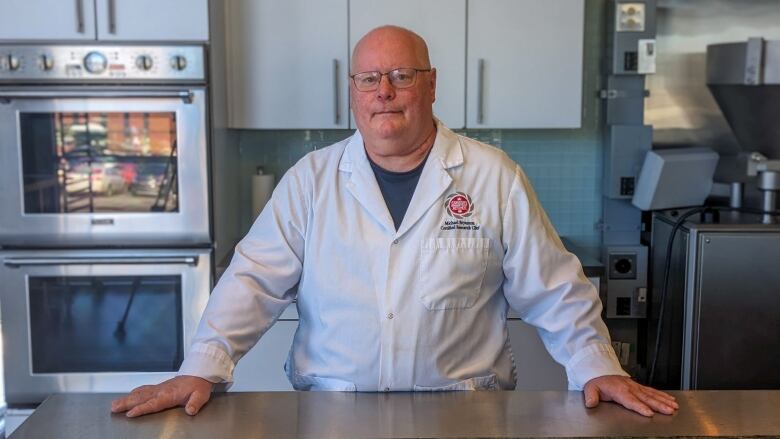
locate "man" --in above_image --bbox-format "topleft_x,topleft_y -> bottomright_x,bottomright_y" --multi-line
112,26 -> 678,418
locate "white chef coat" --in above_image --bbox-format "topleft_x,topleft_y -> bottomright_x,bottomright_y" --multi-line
179,120 -> 628,391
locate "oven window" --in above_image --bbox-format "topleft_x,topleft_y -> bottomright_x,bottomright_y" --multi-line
20,112 -> 179,214
28,275 -> 183,373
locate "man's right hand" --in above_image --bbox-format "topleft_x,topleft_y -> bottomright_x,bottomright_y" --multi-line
110,375 -> 214,418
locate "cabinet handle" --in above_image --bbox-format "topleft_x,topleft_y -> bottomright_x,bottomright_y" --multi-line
477,58 -> 485,124
0,90 -> 195,103
333,59 -> 340,125
75,0 -> 85,33
4,256 -> 199,267
108,0 -> 117,34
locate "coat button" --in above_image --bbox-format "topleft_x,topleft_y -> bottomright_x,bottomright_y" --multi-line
387,312 -> 394,320
392,239 -> 399,244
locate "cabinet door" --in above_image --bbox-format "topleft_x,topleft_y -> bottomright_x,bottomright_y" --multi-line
0,0 -> 96,41
467,0 -> 584,128
226,0 -> 349,129
95,0 -> 208,41
349,0 -> 466,129
507,319 -> 568,390
231,320 -> 297,391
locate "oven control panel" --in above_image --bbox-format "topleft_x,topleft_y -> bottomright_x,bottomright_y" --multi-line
0,45 -> 205,82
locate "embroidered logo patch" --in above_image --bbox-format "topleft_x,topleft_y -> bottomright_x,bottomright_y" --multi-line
440,192 -> 481,231
445,192 -> 474,219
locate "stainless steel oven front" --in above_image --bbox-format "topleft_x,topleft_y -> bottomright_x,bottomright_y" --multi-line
0,248 -> 210,405
0,45 -> 209,247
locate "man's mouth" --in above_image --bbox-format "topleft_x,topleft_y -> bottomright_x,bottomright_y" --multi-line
373,110 -> 402,116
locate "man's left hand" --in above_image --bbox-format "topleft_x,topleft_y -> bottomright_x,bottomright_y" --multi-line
583,375 -> 679,417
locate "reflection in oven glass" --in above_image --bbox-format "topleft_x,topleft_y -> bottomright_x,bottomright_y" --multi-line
28,275 -> 183,373
20,112 -> 180,214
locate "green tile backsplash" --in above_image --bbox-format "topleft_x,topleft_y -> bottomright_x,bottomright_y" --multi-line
234,0 -> 606,253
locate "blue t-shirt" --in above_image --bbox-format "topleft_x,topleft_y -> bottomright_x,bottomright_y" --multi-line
368,152 -> 430,230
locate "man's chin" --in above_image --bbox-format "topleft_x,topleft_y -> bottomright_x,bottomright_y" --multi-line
368,121 -> 406,138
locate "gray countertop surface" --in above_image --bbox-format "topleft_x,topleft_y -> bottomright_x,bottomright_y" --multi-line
10,390 -> 780,438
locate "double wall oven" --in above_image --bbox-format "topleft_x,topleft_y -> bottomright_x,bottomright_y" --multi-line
0,45 -> 212,405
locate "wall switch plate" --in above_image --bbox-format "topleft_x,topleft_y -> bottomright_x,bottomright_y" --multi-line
638,38 -> 656,74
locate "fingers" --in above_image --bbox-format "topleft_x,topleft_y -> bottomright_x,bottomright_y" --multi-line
185,389 -> 211,416
633,386 -> 678,415
583,382 -> 601,408
644,387 -> 679,409
124,385 -> 181,418
126,396 -> 172,418
614,391 -> 656,417
112,381 -> 181,417
111,385 -> 155,413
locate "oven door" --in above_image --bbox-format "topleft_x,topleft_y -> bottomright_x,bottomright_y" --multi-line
0,86 -> 209,247
0,248 -> 210,405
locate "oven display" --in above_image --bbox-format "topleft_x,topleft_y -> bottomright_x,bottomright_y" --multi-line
20,112 -> 179,214
28,275 -> 183,373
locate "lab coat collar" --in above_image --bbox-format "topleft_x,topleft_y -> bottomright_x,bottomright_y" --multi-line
338,118 -> 463,238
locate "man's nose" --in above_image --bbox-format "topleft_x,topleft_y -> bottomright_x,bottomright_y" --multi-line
375,75 -> 396,100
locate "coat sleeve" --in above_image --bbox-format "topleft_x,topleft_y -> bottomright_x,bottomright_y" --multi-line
177,164 -> 310,385
500,165 -> 628,390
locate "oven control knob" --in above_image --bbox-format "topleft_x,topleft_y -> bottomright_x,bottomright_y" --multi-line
1,54 -> 21,71
136,54 -> 154,71
84,51 -> 108,74
39,54 -> 55,71
170,55 -> 187,71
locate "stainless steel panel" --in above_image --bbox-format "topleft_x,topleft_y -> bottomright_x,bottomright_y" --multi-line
0,248 -> 211,405
0,45 -> 205,82
707,40 -> 780,85
705,42 -> 748,85
0,86 -> 210,247
686,233 -> 780,389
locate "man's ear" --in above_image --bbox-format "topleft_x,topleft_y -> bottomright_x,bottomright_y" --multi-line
429,68 -> 437,103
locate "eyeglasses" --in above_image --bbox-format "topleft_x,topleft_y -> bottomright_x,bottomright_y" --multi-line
350,68 -> 432,92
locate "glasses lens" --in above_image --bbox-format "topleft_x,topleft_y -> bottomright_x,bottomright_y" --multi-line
353,72 -> 381,91
389,69 -> 417,88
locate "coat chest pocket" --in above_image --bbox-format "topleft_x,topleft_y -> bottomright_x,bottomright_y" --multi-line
419,238 -> 491,310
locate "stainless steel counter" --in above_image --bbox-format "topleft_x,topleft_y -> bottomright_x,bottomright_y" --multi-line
9,390 -> 780,438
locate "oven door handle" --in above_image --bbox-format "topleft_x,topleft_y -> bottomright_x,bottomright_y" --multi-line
0,90 -> 195,103
3,256 -> 199,267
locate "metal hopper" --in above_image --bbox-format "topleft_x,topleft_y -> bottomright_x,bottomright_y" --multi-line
707,38 -> 780,221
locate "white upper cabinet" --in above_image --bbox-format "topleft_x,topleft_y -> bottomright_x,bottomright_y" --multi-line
349,0 -> 467,129
95,0 -> 208,41
226,0 -> 349,129
0,0 -> 208,42
225,0 -> 585,130
467,0 -> 584,128
0,0 -> 97,41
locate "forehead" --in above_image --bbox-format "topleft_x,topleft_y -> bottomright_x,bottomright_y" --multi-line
352,31 -> 425,73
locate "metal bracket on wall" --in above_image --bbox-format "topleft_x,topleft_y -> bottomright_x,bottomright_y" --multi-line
599,89 -> 650,99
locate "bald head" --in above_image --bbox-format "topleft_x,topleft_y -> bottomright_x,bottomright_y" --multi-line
351,26 -> 431,74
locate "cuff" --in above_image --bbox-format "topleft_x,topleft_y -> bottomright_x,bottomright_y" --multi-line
178,343 -> 236,388
564,343 -> 629,390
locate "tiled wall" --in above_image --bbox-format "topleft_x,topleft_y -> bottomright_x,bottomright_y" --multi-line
234,0 -> 606,253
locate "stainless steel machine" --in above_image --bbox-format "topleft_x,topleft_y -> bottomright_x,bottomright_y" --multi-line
649,210 -> 780,389
646,38 -> 780,390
